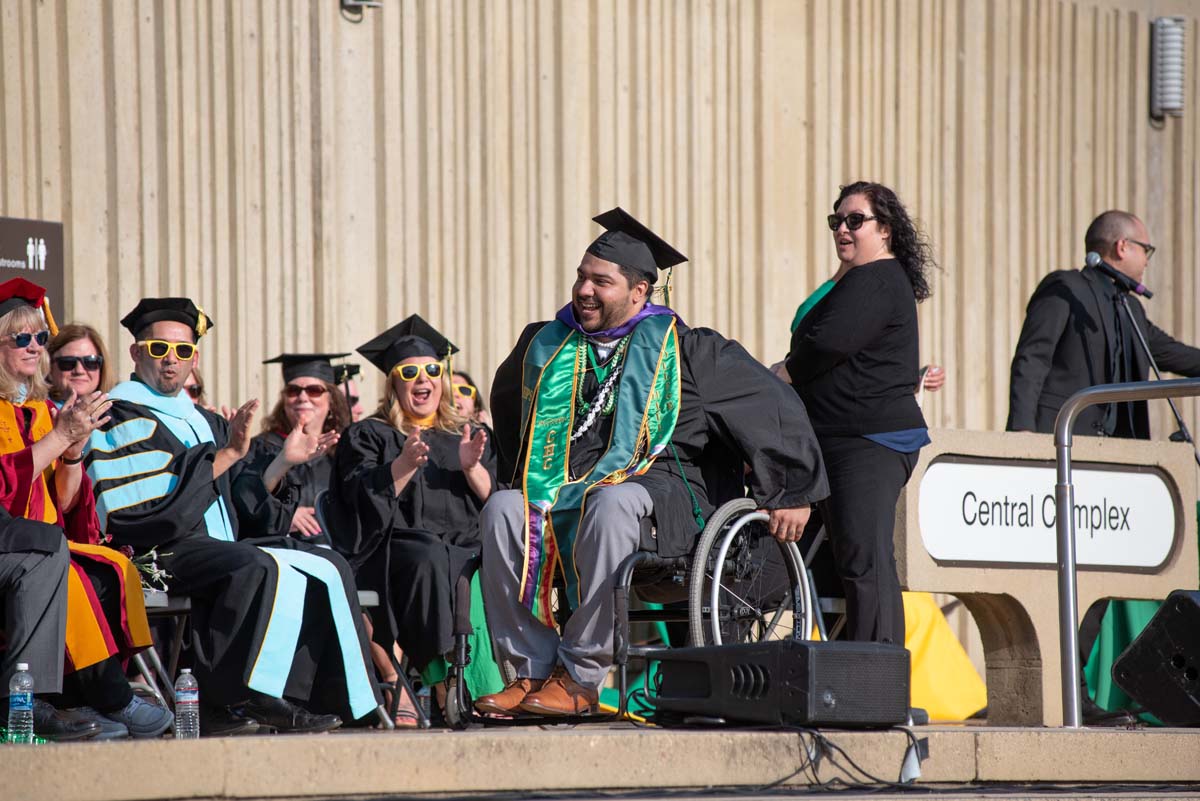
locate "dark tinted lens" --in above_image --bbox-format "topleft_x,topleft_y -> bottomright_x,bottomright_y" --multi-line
826,214 -> 841,231
398,365 -> 421,380
146,341 -> 170,358
303,385 -> 329,398
34,331 -> 49,346
844,213 -> 867,230
186,385 -> 203,399
173,343 -> 197,360
12,333 -> 31,347
455,384 -> 476,398
55,356 -> 103,371
424,363 -> 444,378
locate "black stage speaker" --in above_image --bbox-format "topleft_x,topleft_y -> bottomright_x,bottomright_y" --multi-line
1111,590 -> 1200,726
652,639 -> 909,728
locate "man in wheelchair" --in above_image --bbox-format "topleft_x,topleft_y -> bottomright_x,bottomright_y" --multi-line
476,208 -> 829,717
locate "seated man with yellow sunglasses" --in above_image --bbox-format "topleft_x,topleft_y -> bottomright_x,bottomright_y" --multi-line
84,298 -> 384,736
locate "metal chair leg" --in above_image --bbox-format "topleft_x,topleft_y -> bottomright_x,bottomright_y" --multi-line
131,653 -> 170,709
375,704 -> 396,730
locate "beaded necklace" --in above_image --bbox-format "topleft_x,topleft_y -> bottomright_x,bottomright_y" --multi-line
570,334 -> 631,442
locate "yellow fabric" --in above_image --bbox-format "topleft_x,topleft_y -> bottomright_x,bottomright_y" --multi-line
903,591 -> 987,721
64,563 -> 113,670
70,542 -> 153,649
404,412 -> 437,429
0,399 -> 56,523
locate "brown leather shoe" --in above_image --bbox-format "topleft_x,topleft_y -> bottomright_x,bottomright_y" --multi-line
474,677 -> 545,715
518,667 -> 599,716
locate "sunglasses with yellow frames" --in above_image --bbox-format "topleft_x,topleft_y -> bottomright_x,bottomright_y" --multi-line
137,340 -> 199,360
393,362 -> 445,381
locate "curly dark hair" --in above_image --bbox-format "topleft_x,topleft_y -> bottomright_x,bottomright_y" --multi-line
834,181 -> 936,301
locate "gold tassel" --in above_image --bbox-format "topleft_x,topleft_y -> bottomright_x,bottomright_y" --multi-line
194,305 -> 209,337
41,297 -> 59,337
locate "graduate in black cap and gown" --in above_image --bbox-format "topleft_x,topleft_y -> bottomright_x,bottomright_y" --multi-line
231,353 -> 348,545
474,208 -> 828,717
327,315 -> 504,704
84,299 -> 384,734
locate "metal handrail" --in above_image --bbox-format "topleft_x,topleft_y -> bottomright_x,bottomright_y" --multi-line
1054,377 -> 1200,727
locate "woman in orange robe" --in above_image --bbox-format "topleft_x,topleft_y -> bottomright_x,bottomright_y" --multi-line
0,278 -> 171,739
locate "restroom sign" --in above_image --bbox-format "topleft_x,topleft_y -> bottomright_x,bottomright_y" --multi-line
0,216 -> 64,309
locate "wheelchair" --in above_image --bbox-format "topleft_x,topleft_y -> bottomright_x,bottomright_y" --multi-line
443,496 -> 815,727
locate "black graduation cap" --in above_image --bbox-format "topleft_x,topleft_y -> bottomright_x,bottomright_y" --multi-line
332,362 -> 361,386
357,314 -> 459,375
586,207 -> 687,283
263,353 -> 350,384
120,298 -> 213,339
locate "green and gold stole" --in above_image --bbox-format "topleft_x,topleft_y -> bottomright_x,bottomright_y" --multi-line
518,315 -> 681,625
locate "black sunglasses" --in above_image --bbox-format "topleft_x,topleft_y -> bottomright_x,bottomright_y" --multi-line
284,384 -> 330,399
184,384 -> 204,400
54,355 -> 104,372
10,330 -> 49,348
827,212 -> 877,231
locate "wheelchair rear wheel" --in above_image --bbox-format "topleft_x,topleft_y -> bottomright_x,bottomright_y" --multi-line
686,498 -> 814,646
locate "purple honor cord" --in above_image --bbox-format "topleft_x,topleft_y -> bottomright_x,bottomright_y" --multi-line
555,302 -> 682,340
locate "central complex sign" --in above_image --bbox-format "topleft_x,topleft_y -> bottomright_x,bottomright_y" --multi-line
917,457 -> 1178,569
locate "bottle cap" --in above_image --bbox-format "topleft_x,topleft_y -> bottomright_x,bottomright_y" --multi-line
16,662 -> 28,671
180,668 -> 192,674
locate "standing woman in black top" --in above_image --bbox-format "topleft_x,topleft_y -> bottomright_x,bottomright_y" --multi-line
786,181 -> 935,645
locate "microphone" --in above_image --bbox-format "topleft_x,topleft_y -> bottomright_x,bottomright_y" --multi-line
1085,251 -> 1154,299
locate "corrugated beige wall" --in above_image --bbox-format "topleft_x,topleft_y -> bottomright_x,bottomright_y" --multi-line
2,0 -> 1197,431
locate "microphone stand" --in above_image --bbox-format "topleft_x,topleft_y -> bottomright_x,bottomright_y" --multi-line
1115,292 -> 1200,468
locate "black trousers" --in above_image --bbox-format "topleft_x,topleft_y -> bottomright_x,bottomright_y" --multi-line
816,435 -> 917,645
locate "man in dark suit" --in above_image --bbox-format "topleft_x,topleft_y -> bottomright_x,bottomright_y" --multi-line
1007,209 -> 1200,725
1008,209 -> 1200,436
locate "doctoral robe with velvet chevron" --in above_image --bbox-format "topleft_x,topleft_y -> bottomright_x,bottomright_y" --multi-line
85,381 -> 381,719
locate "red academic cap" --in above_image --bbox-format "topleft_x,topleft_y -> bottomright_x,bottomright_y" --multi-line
0,278 -> 57,335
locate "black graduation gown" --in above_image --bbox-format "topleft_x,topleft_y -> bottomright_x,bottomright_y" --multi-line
327,418 -> 497,670
231,431 -> 334,545
87,396 -> 380,717
490,321 -> 829,559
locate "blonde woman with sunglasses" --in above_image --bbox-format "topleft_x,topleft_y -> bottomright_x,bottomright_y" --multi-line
328,315 -> 504,722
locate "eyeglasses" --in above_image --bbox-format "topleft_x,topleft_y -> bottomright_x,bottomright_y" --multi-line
137,340 -> 198,360
454,384 -> 477,399
827,213 -> 877,232
284,383 -> 330,399
1126,238 -> 1157,261
394,363 -> 444,381
9,330 -> 49,348
53,355 -> 104,372
184,384 -> 204,400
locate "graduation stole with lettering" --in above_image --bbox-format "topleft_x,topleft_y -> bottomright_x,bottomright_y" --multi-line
0,398 -> 58,523
518,315 -> 681,626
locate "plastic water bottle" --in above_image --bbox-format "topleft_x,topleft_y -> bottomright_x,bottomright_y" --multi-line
173,669 -> 199,739
7,663 -> 34,744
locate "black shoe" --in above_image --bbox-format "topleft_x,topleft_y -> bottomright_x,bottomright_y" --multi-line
240,695 -> 342,734
1081,696 -> 1137,727
199,704 -> 260,737
32,699 -> 102,741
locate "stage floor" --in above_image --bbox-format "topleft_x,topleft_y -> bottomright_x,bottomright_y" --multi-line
4,723 -> 1199,801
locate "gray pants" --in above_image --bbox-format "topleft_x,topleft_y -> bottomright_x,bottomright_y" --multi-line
0,536 -> 69,693
481,484 -> 651,689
